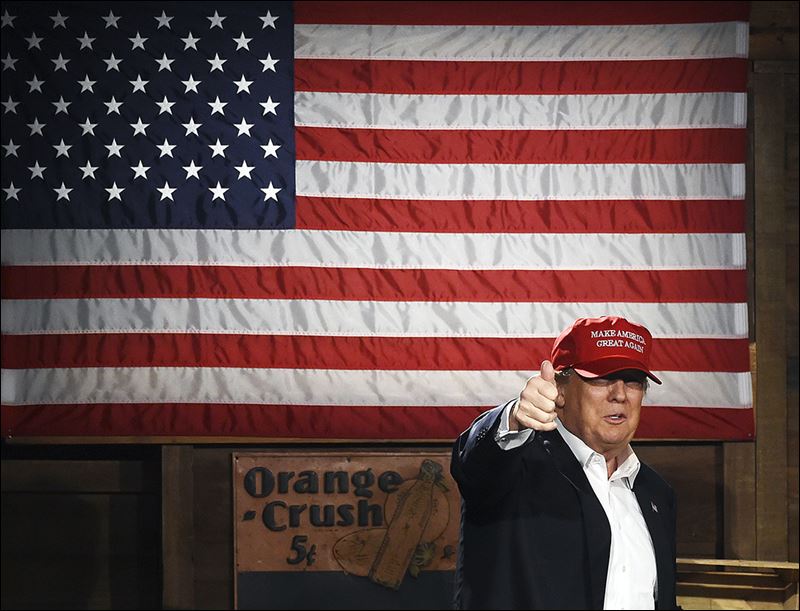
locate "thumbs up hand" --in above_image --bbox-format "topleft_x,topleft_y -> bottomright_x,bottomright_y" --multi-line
510,360 -> 561,432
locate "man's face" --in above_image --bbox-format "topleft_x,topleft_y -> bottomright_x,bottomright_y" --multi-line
556,369 -> 646,456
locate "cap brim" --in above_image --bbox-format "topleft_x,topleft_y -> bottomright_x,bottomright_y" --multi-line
573,356 -> 662,385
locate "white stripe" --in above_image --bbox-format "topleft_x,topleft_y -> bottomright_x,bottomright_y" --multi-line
0,367 -> 752,408
296,161 -> 744,200
294,23 -> 747,61
0,299 -> 749,338
1,229 -> 746,270
294,92 -> 746,130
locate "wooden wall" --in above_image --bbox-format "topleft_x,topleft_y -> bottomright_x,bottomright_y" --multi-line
0,445 -> 162,609
0,3 -> 797,609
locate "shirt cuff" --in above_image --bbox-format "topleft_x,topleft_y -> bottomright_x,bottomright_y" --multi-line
495,399 -> 534,450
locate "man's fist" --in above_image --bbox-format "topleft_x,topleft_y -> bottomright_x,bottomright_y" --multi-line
510,360 -> 561,431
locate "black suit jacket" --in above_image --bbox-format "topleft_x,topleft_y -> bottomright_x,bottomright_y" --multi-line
451,403 -> 679,610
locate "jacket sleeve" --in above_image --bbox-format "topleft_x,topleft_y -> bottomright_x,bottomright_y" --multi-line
450,401 -> 533,507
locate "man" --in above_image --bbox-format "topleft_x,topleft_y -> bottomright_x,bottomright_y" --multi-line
451,316 -> 678,610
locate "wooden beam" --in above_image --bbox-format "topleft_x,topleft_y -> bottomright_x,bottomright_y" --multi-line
753,66 -> 789,561
162,446 -> 195,609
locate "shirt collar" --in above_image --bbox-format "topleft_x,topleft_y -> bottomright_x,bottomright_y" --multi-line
555,418 -> 641,485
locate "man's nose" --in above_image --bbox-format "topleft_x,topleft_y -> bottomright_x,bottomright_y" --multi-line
608,379 -> 626,401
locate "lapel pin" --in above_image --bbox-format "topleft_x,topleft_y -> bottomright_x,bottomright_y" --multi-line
651,500 -> 658,513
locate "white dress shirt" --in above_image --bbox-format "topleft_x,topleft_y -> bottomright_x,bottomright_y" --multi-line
496,403 -> 658,610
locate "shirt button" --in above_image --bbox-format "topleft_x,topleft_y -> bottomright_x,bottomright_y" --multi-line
622,565 -> 627,572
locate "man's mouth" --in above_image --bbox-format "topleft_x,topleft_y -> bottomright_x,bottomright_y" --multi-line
603,414 -> 627,424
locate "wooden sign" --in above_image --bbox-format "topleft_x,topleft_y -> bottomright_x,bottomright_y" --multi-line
233,451 -> 459,609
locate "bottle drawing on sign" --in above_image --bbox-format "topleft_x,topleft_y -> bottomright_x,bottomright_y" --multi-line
368,459 -> 447,589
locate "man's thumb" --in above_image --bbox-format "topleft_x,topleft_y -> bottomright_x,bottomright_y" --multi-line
540,360 -> 555,382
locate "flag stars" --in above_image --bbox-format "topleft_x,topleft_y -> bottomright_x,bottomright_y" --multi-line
235,161 -> 255,180
208,138 -> 228,158
54,183 -> 73,201
130,75 -> 149,93
104,96 -> 123,114
156,53 -> 175,72
78,75 -> 96,92
52,53 -> 70,71
28,162 -> 46,179
260,96 -> 279,116
157,139 -> 176,158
209,182 -> 229,201
233,32 -> 252,50
79,161 -> 99,179
104,53 -> 122,71
52,96 -> 71,114
50,11 -> 69,28
182,117 -> 202,136
155,11 -> 173,29
2,140 -> 20,157
105,139 -> 124,158
25,33 -> 44,49
53,139 -> 71,157
182,160 -> 202,179
181,32 -> 200,50
78,118 -> 98,135
157,182 -> 177,201
182,74 -> 201,93
261,138 -> 281,158
77,32 -> 95,49
105,182 -> 124,201
2,10 -> 16,28
260,11 -> 278,29
2,96 -> 19,114
3,183 -> 21,200
208,53 -> 226,72
207,11 -> 226,29
260,181 -> 281,201
129,32 -> 148,50
2,53 -> 18,71
26,75 -> 45,93
260,54 -> 279,72
131,161 -> 150,179
234,75 -> 253,94
130,118 -> 150,136
103,11 -> 121,28
156,96 -> 176,115
234,118 -> 254,137
27,118 -> 46,136
208,96 -> 227,115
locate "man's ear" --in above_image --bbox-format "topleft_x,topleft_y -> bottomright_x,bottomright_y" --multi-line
556,384 -> 566,408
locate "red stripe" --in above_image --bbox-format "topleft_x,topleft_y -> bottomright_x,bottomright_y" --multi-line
1,267 -> 747,302
294,2 -> 749,25
0,403 -> 754,440
295,59 -> 748,95
0,335 -> 751,372
296,128 -> 746,164
635,406 -> 753,440
295,198 -> 746,233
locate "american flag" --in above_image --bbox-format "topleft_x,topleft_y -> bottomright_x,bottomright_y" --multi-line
1,1 -> 753,440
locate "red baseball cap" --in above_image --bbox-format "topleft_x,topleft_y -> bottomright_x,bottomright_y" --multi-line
550,316 -> 662,384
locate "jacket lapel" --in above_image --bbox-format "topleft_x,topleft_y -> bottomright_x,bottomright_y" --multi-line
633,479 -> 670,608
539,431 -> 611,609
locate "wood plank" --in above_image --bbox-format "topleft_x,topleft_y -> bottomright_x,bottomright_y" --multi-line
193,448 -> 233,609
750,1 -> 800,61
1,492 -> 160,609
753,69 -> 790,561
162,446 -> 195,610
0,459 -> 155,493
724,441 -> 757,560
633,445 -> 721,557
